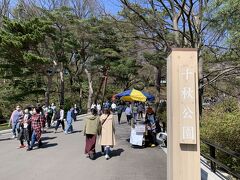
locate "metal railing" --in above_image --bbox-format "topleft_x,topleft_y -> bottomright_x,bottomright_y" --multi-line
201,139 -> 240,179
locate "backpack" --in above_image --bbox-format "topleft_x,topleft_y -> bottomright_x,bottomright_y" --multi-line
47,108 -> 53,116
55,110 -> 61,120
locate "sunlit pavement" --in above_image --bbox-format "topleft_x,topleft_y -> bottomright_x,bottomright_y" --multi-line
0,114 -> 167,180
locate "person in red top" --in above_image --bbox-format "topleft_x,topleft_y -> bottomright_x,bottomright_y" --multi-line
27,107 -> 45,151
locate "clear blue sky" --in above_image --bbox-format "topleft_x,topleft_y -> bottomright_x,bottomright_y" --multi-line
101,0 -> 122,15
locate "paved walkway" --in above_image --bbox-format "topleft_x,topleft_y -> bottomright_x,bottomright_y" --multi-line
0,114 -> 167,180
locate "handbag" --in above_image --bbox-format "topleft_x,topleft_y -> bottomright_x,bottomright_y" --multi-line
98,114 -> 110,135
101,114 -> 110,126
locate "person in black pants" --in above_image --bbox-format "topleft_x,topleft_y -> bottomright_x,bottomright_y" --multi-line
117,104 -> 123,124
54,106 -> 65,133
145,107 -> 157,147
46,106 -> 53,128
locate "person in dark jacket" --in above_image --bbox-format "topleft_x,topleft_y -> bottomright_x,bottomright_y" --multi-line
145,107 -> 157,147
54,106 -> 65,133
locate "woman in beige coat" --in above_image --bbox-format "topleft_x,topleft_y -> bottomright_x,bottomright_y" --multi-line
99,109 -> 116,160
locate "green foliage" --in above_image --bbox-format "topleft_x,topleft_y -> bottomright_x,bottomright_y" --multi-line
210,0 -> 240,48
133,82 -> 145,91
156,101 -> 167,124
0,17 -> 54,77
0,17 -> 53,107
111,57 -> 141,88
201,98 -> 240,172
0,123 -> 9,130
143,51 -> 167,69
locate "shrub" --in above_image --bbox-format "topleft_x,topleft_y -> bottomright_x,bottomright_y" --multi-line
200,98 -> 240,172
156,101 -> 167,131
0,109 -> 7,124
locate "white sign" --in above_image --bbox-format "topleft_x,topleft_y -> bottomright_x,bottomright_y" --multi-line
135,124 -> 146,133
182,106 -> 194,119
183,126 -> 194,140
130,128 -> 144,146
181,68 -> 193,80
179,65 -> 197,144
181,87 -> 194,99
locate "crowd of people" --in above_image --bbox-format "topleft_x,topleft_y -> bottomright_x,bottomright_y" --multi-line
90,101 -> 146,125
8,99 -> 163,160
90,100 -> 163,148
9,103 -> 80,151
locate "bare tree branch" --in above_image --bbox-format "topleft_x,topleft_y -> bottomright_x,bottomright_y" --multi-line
201,66 -> 240,89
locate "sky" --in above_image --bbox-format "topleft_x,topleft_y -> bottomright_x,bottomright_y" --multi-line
9,0 -> 122,16
100,0 -> 122,15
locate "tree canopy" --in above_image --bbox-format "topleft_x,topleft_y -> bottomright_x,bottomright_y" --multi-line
0,0 -> 239,117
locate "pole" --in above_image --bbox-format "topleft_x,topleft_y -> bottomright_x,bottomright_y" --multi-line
167,48 -> 200,180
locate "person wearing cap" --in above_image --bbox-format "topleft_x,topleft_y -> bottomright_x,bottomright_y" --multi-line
9,106 -> 23,139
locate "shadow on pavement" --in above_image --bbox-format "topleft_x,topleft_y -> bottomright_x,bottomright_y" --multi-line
120,122 -> 127,125
111,148 -> 124,157
94,152 -> 104,160
71,130 -> 82,134
131,145 -> 145,149
41,136 -> 57,141
54,131 -> 65,134
0,137 -> 12,141
41,142 -> 58,149
75,119 -> 84,121
93,148 -> 124,160
43,130 -> 54,134
201,168 -> 208,180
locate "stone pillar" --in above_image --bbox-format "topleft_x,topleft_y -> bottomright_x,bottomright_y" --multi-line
167,48 -> 200,180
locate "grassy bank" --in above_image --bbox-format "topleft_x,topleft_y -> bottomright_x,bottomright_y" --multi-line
0,123 -> 10,131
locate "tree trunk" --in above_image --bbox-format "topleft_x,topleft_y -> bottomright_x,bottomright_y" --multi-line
173,16 -> 180,46
59,62 -> 64,106
238,93 -> 240,110
94,74 -> 105,103
45,75 -> 53,107
102,70 -> 108,105
85,68 -> 93,113
154,67 -> 161,112
198,51 -> 204,117
79,86 -> 83,110
195,1 -> 204,117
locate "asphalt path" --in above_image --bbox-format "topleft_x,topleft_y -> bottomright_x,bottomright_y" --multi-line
0,114 -> 167,180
